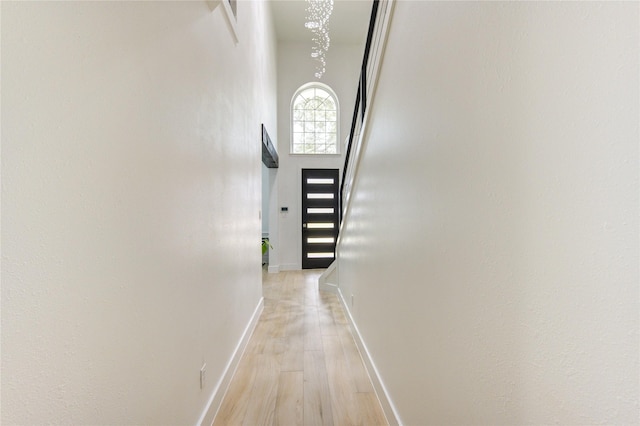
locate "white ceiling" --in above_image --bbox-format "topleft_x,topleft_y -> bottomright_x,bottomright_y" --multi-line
269,0 -> 372,45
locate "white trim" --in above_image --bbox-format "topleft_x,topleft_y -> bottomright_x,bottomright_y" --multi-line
335,288 -> 403,426
206,0 -> 239,43
220,0 -> 238,43
331,3 -> 400,423
319,282 -> 338,293
318,260 -> 339,293
279,263 -> 300,271
198,297 -> 264,426
289,153 -> 342,157
339,0 -> 395,234
267,264 -> 280,274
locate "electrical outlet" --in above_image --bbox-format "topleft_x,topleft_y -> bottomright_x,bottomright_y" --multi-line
200,363 -> 206,389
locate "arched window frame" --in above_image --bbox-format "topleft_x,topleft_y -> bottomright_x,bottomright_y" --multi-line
290,82 -> 340,155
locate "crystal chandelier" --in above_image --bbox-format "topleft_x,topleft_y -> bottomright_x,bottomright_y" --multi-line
304,0 -> 334,78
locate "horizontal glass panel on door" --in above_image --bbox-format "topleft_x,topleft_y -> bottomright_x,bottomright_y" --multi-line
307,193 -> 334,199
307,178 -> 335,185
307,223 -> 334,229
307,237 -> 335,244
307,252 -> 335,259
307,208 -> 335,214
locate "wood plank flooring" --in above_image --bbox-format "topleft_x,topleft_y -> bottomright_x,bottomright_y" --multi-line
213,269 -> 388,426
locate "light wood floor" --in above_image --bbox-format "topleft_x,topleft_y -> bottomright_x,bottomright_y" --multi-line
213,269 -> 388,426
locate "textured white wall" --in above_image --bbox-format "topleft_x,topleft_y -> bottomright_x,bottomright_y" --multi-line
272,42 -> 361,271
337,2 -> 639,424
1,1 -> 277,424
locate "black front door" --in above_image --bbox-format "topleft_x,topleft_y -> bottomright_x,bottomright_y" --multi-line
301,169 -> 339,269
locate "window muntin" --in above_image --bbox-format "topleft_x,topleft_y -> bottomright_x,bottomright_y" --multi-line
291,85 -> 339,154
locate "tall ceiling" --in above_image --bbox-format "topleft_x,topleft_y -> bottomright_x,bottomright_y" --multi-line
269,0 -> 373,46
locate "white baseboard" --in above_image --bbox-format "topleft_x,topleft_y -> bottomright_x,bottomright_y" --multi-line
198,297 -> 264,426
279,263 -> 299,271
336,288 -> 403,426
318,260 -> 339,293
267,264 -> 280,274
319,282 -> 338,293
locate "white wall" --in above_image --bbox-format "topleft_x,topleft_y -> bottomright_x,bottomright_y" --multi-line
1,1 -> 277,424
262,163 -> 270,235
337,2 -> 639,424
271,42 -> 361,271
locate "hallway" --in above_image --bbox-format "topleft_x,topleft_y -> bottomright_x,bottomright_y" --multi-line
213,270 -> 388,425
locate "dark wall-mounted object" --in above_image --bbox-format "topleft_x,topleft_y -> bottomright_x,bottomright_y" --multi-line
262,124 -> 279,168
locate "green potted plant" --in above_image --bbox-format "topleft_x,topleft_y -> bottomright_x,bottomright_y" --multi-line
261,238 -> 272,255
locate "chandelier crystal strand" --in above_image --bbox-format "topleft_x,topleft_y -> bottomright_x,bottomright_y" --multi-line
304,0 -> 333,78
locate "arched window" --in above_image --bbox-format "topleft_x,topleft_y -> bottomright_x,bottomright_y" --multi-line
291,83 -> 339,154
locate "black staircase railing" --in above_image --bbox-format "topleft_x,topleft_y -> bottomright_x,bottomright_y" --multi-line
340,0 -> 380,224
